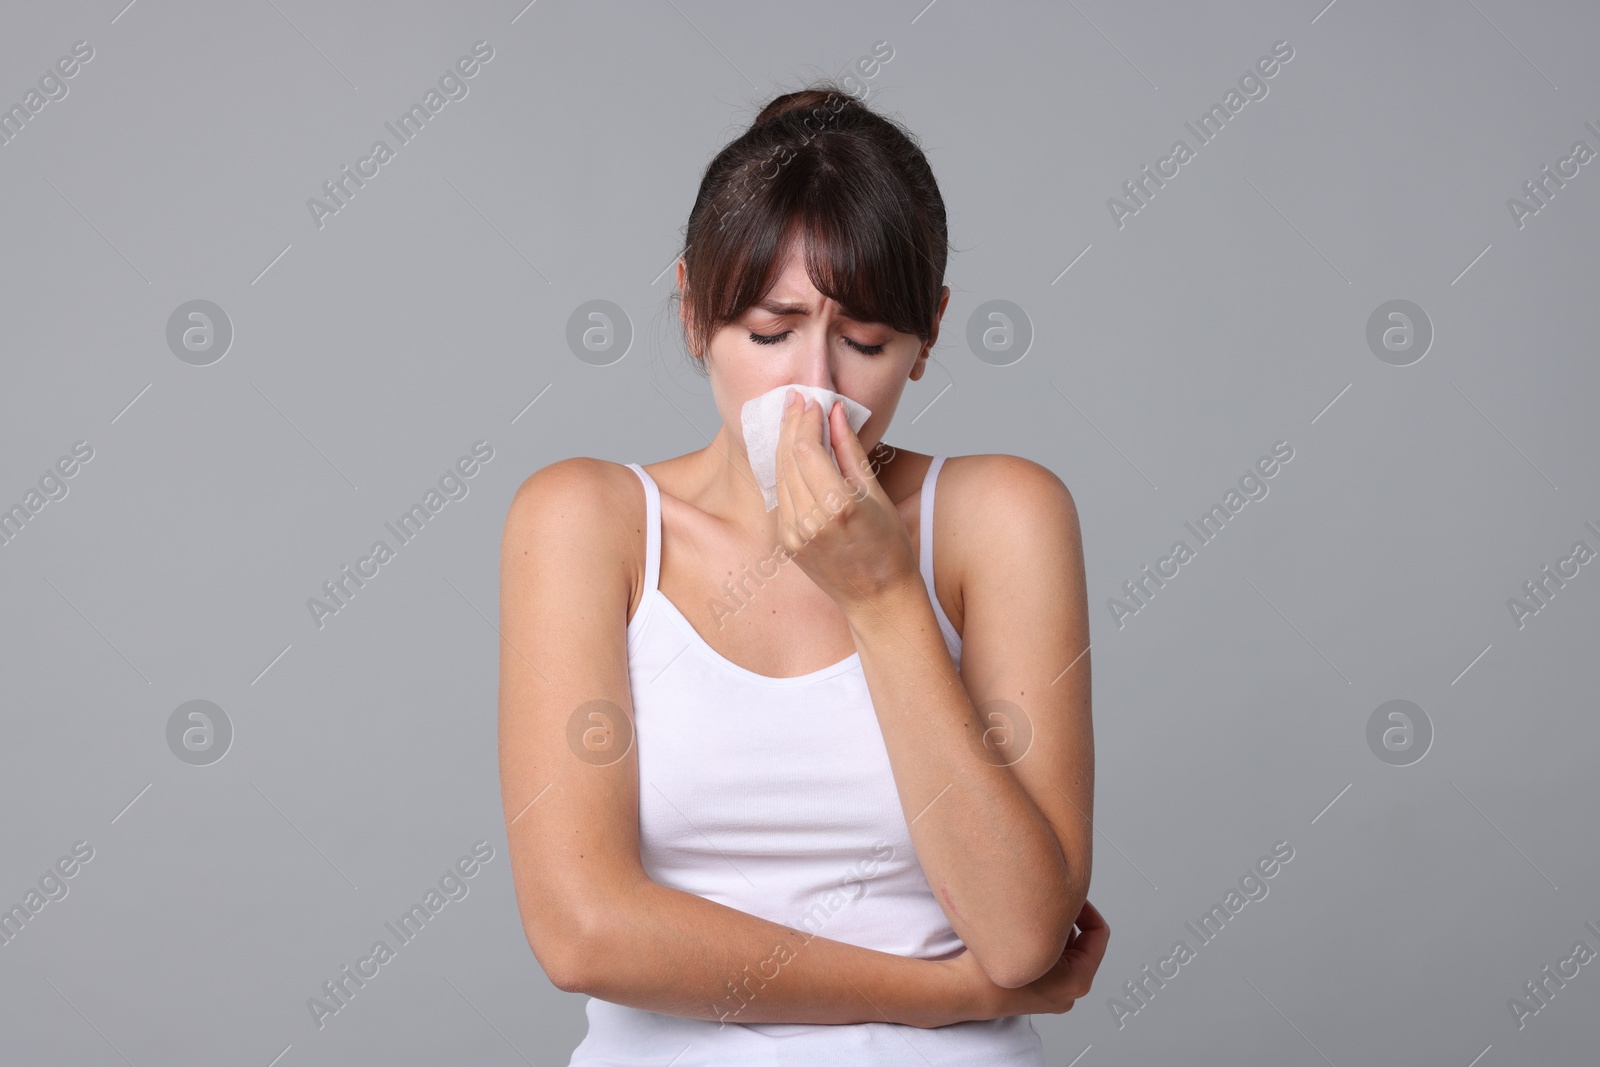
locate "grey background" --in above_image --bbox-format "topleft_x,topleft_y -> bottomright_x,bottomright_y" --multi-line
1,0 -> 1596,1064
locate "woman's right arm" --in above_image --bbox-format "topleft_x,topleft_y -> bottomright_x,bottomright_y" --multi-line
497,459 -> 1076,1028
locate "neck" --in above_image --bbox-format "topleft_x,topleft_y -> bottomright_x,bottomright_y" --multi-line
683,424 -> 913,542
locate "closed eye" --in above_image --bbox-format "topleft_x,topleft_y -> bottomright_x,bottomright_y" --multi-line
748,330 -> 886,356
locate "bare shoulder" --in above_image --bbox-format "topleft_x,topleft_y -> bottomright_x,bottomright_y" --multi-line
500,457 -> 643,595
939,453 -> 1080,537
938,454 -> 1083,587
502,456 -> 640,528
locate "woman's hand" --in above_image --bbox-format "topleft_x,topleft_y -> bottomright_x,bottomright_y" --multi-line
939,900 -> 1111,1022
773,389 -> 919,615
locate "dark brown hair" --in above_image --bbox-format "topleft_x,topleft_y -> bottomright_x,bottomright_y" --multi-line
675,83 -> 949,370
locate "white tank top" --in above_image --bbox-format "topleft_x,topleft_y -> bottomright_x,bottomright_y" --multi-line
566,456 -> 1045,1066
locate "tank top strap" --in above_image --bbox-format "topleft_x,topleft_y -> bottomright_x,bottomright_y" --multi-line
918,456 -> 946,586
918,456 -> 961,655
626,463 -> 662,593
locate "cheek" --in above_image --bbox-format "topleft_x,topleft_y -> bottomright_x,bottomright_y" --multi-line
708,359 -> 778,445
708,332 -> 776,383
837,370 -> 905,422
851,385 -> 905,439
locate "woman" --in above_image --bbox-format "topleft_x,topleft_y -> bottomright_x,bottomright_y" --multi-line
498,84 -> 1106,1066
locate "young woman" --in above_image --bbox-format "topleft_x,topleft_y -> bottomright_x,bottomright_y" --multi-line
498,84 -> 1105,1066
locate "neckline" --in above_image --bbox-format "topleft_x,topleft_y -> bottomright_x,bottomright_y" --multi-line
625,456 -> 956,686
643,587 -> 863,687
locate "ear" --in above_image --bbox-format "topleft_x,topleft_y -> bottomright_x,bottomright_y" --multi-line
909,286 -> 948,381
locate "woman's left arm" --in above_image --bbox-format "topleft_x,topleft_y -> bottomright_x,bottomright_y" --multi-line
845,455 -> 1093,991
776,398 -> 1094,992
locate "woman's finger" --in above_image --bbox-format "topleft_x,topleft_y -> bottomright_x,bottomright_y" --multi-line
1063,902 -> 1111,975
1074,900 -> 1108,932
778,392 -> 825,519
775,390 -> 811,532
792,396 -> 862,514
828,401 -> 885,505
785,398 -> 832,514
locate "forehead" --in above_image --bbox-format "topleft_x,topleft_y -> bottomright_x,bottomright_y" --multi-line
753,243 -> 862,319
762,243 -> 818,294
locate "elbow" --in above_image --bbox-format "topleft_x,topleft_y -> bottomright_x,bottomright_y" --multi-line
544,944 -> 590,995
980,938 -> 1067,991
529,926 -> 586,994
980,889 -> 1088,990
981,959 -> 1041,992
527,902 -> 604,995
524,872 -> 651,996
973,926 -> 1069,990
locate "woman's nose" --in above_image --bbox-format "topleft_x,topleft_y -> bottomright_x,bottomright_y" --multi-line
790,334 -> 837,392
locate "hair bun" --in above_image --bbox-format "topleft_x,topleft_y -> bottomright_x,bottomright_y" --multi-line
750,85 -> 862,131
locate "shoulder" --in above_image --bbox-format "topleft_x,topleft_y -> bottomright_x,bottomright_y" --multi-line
938,453 -> 1082,566
940,453 -> 1078,525
503,456 -> 639,512
501,457 -> 644,573
503,456 -> 640,526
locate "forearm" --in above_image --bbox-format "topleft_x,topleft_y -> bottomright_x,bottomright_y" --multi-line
564,875 -> 980,1028
846,574 -> 1075,986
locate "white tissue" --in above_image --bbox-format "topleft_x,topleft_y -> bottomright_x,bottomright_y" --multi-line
740,384 -> 872,511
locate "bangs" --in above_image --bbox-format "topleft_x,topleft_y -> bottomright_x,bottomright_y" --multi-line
707,192 -> 929,336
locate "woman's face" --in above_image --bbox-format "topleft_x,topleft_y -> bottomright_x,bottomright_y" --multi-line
685,243 -> 949,463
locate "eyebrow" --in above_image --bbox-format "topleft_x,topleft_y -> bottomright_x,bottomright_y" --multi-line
753,299 -> 870,323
